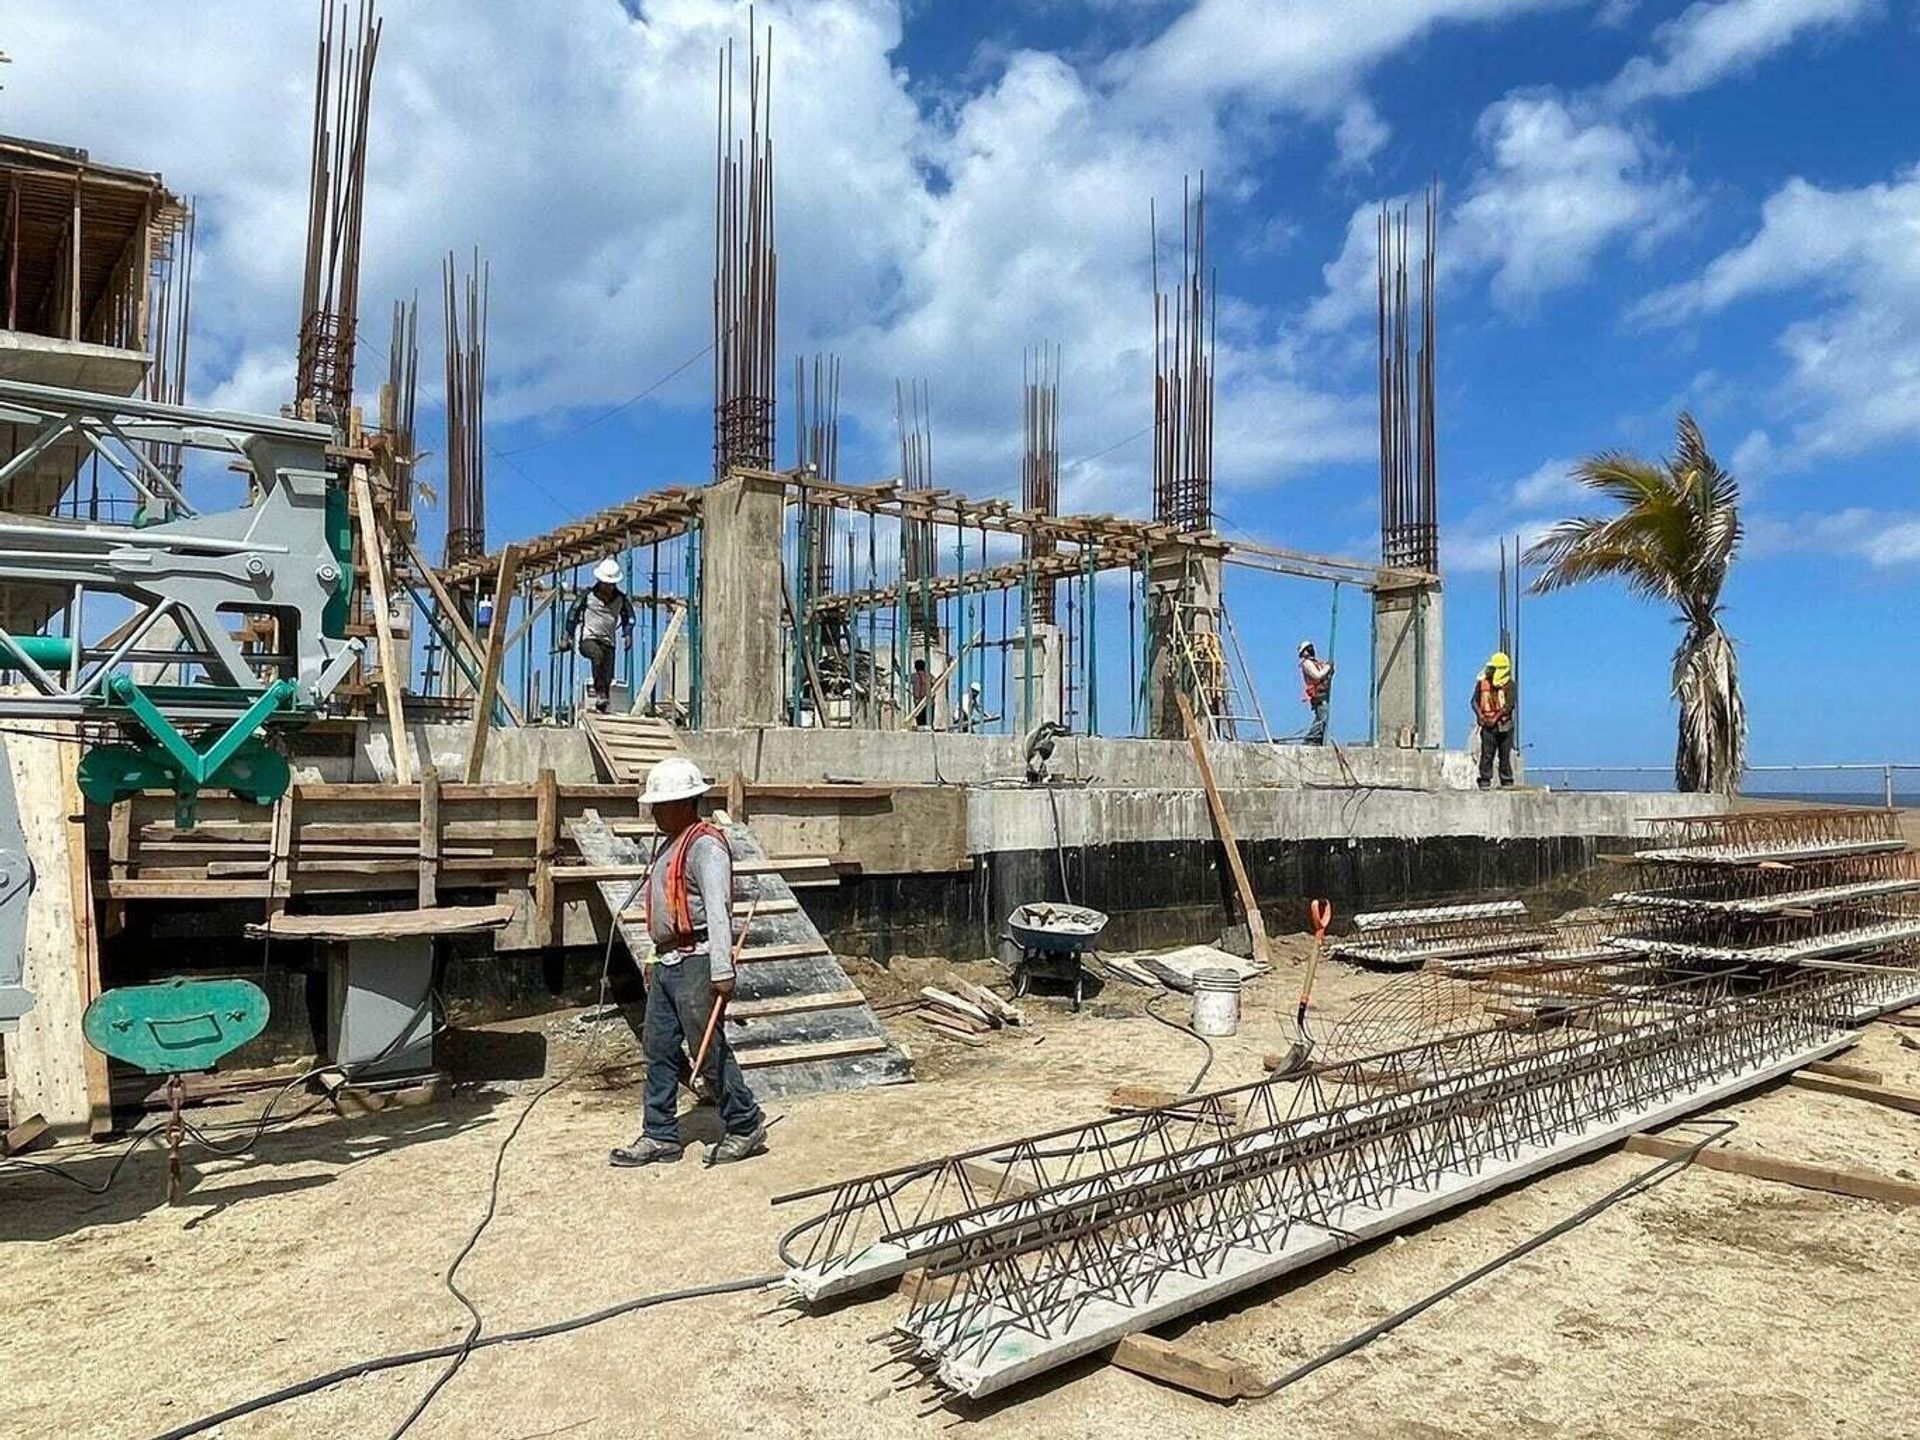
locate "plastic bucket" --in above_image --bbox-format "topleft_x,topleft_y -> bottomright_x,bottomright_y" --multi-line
1189,968 -> 1242,1037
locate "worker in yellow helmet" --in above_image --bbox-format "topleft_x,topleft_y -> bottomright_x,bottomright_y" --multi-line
1473,651 -> 1517,790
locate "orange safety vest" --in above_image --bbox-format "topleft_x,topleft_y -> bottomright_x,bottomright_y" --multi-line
1474,676 -> 1511,727
645,820 -> 728,951
1301,658 -> 1332,704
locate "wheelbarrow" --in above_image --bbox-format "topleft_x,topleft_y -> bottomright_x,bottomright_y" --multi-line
1004,902 -> 1109,1012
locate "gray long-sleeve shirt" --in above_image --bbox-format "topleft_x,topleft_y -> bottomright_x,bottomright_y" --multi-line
646,827 -> 736,979
566,585 -> 635,645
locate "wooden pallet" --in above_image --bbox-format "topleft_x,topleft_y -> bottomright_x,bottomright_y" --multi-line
570,809 -> 910,1098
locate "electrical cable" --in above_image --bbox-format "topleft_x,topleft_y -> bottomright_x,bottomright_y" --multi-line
142,1270 -> 781,1440
1247,1118 -> 1741,1399
1145,991 -> 1214,1094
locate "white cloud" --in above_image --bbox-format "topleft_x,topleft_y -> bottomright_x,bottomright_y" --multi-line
1747,507 -> 1920,568
1637,164 -> 1920,461
1333,99 -> 1391,173
1606,0 -> 1880,105
1452,94 -> 1694,308
1510,456 -> 1582,509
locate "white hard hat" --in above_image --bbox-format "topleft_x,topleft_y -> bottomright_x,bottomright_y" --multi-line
642,756 -> 710,805
968,681 -> 982,693
593,558 -> 622,586
1298,640 -> 1314,656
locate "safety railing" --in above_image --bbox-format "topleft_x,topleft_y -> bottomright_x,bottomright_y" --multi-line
1531,762 -> 1920,810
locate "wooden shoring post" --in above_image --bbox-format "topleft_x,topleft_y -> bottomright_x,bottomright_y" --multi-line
535,766 -> 560,945
633,601 -> 686,713
62,751 -> 112,1135
105,800 -> 131,938
398,528 -> 525,727
417,767 -> 440,908
1177,691 -> 1271,966
268,788 -> 295,916
351,464 -> 413,784
464,544 -> 522,783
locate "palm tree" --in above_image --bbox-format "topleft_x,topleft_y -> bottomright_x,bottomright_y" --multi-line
1525,413 -> 1746,795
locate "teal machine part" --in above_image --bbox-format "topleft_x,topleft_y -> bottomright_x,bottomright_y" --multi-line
83,977 -> 272,1201
83,976 -> 271,1075
76,675 -> 299,826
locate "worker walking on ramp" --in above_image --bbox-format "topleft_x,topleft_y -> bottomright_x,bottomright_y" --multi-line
611,757 -> 769,1168
560,558 -> 635,714
1298,640 -> 1334,746
1473,651 -> 1518,790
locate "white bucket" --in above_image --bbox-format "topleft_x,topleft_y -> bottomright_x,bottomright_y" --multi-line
1189,968 -> 1242,1037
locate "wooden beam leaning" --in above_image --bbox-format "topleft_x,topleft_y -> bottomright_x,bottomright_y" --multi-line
351,463 -> 413,785
396,526 -> 525,728
1177,692 -> 1272,967
464,543 -> 521,783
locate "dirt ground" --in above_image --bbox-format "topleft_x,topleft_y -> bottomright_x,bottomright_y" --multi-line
4,946 -> 1918,1440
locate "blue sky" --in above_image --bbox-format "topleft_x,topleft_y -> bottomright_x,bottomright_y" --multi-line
4,0 -> 1916,765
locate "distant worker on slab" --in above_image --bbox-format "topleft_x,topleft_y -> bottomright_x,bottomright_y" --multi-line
1474,651 -> 1518,790
610,757 -> 768,1168
1298,640 -> 1334,746
953,680 -> 999,733
909,656 -> 932,728
560,558 -> 635,715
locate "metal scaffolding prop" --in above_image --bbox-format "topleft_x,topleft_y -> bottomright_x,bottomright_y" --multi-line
714,18 -> 777,478
1378,185 -> 1438,573
296,0 -> 381,420
1151,176 -> 1214,534
776,961 -> 1860,1398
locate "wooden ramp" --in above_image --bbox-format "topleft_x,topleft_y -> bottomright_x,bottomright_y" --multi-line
570,809 -> 911,1099
580,713 -> 682,784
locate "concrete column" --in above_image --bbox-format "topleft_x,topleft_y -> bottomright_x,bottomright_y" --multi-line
699,470 -> 786,729
1372,580 -> 1445,748
1012,622 -> 1063,731
1144,543 -> 1221,738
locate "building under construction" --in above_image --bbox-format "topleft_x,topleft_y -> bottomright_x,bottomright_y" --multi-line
3,10 -> 1916,1440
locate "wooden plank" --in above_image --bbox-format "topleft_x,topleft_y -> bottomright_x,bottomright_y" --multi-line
634,607 -> 684,712
913,1015 -> 986,1047
1175,692 -> 1272,967
735,940 -> 831,965
1802,1059 -> 1882,1085
3,1112 -> 52,1156
2,726 -> 98,1136
1623,1134 -> 1920,1206
1788,1073 -> 1920,1116
464,543 -> 521,783
418,768 -> 440,907
398,526 -> 525,727
735,1036 -> 888,1069
1875,1010 -> 1920,1030
921,986 -> 996,1028
105,799 -> 130,938
535,767 -> 559,946
351,463 -> 413,785
1111,1334 -> 1260,1402
245,903 -> 516,941
267,789 -> 294,917
727,988 -> 867,1020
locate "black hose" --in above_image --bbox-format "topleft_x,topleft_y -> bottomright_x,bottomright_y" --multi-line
143,1271 -> 782,1440
1145,992 -> 1214,1093
1248,1119 -> 1740,1399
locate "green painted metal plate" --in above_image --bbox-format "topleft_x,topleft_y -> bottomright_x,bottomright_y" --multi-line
82,978 -> 271,1075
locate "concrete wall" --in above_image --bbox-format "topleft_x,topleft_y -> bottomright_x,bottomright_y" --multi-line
1373,582 -> 1446,748
683,727 -> 1486,791
293,722 -> 599,784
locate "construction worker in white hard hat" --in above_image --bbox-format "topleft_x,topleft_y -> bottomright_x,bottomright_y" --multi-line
611,756 -> 768,1168
559,558 -> 635,714
1298,640 -> 1333,746
953,680 -> 999,733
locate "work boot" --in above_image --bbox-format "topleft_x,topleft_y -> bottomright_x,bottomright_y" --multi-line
705,1123 -> 769,1167
609,1135 -> 683,1167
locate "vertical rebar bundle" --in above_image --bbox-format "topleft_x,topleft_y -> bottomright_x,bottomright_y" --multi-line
713,17 -> 777,478
1023,343 -> 1061,624
145,202 -> 194,488
386,292 -> 419,513
296,0 -> 380,419
1151,176 -> 1215,534
897,379 -> 937,633
794,352 -> 840,595
1378,185 -> 1439,572
442,251 -> 488,568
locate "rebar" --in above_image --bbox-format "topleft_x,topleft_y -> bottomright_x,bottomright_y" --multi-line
1022,343 -> 1061,625
442,250 -> 489,568
1378,184 -> 1438,572
296,0 -> 380,419
1151,177 -> 1214,534
714,14 -> 777,478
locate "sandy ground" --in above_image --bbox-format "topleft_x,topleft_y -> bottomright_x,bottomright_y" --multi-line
3,947 -> 1918,1440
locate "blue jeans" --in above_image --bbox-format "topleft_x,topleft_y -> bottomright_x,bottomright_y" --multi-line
642,950 -> 763,1143
1304,698 -> 1329,745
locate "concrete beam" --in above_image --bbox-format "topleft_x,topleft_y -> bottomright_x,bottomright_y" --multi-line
699,469 -> 787,728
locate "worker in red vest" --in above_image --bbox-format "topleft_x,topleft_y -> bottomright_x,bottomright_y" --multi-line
1474,651 -> 1517,790
610,757 -> 768,1168
1298,640 -> 1333,746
